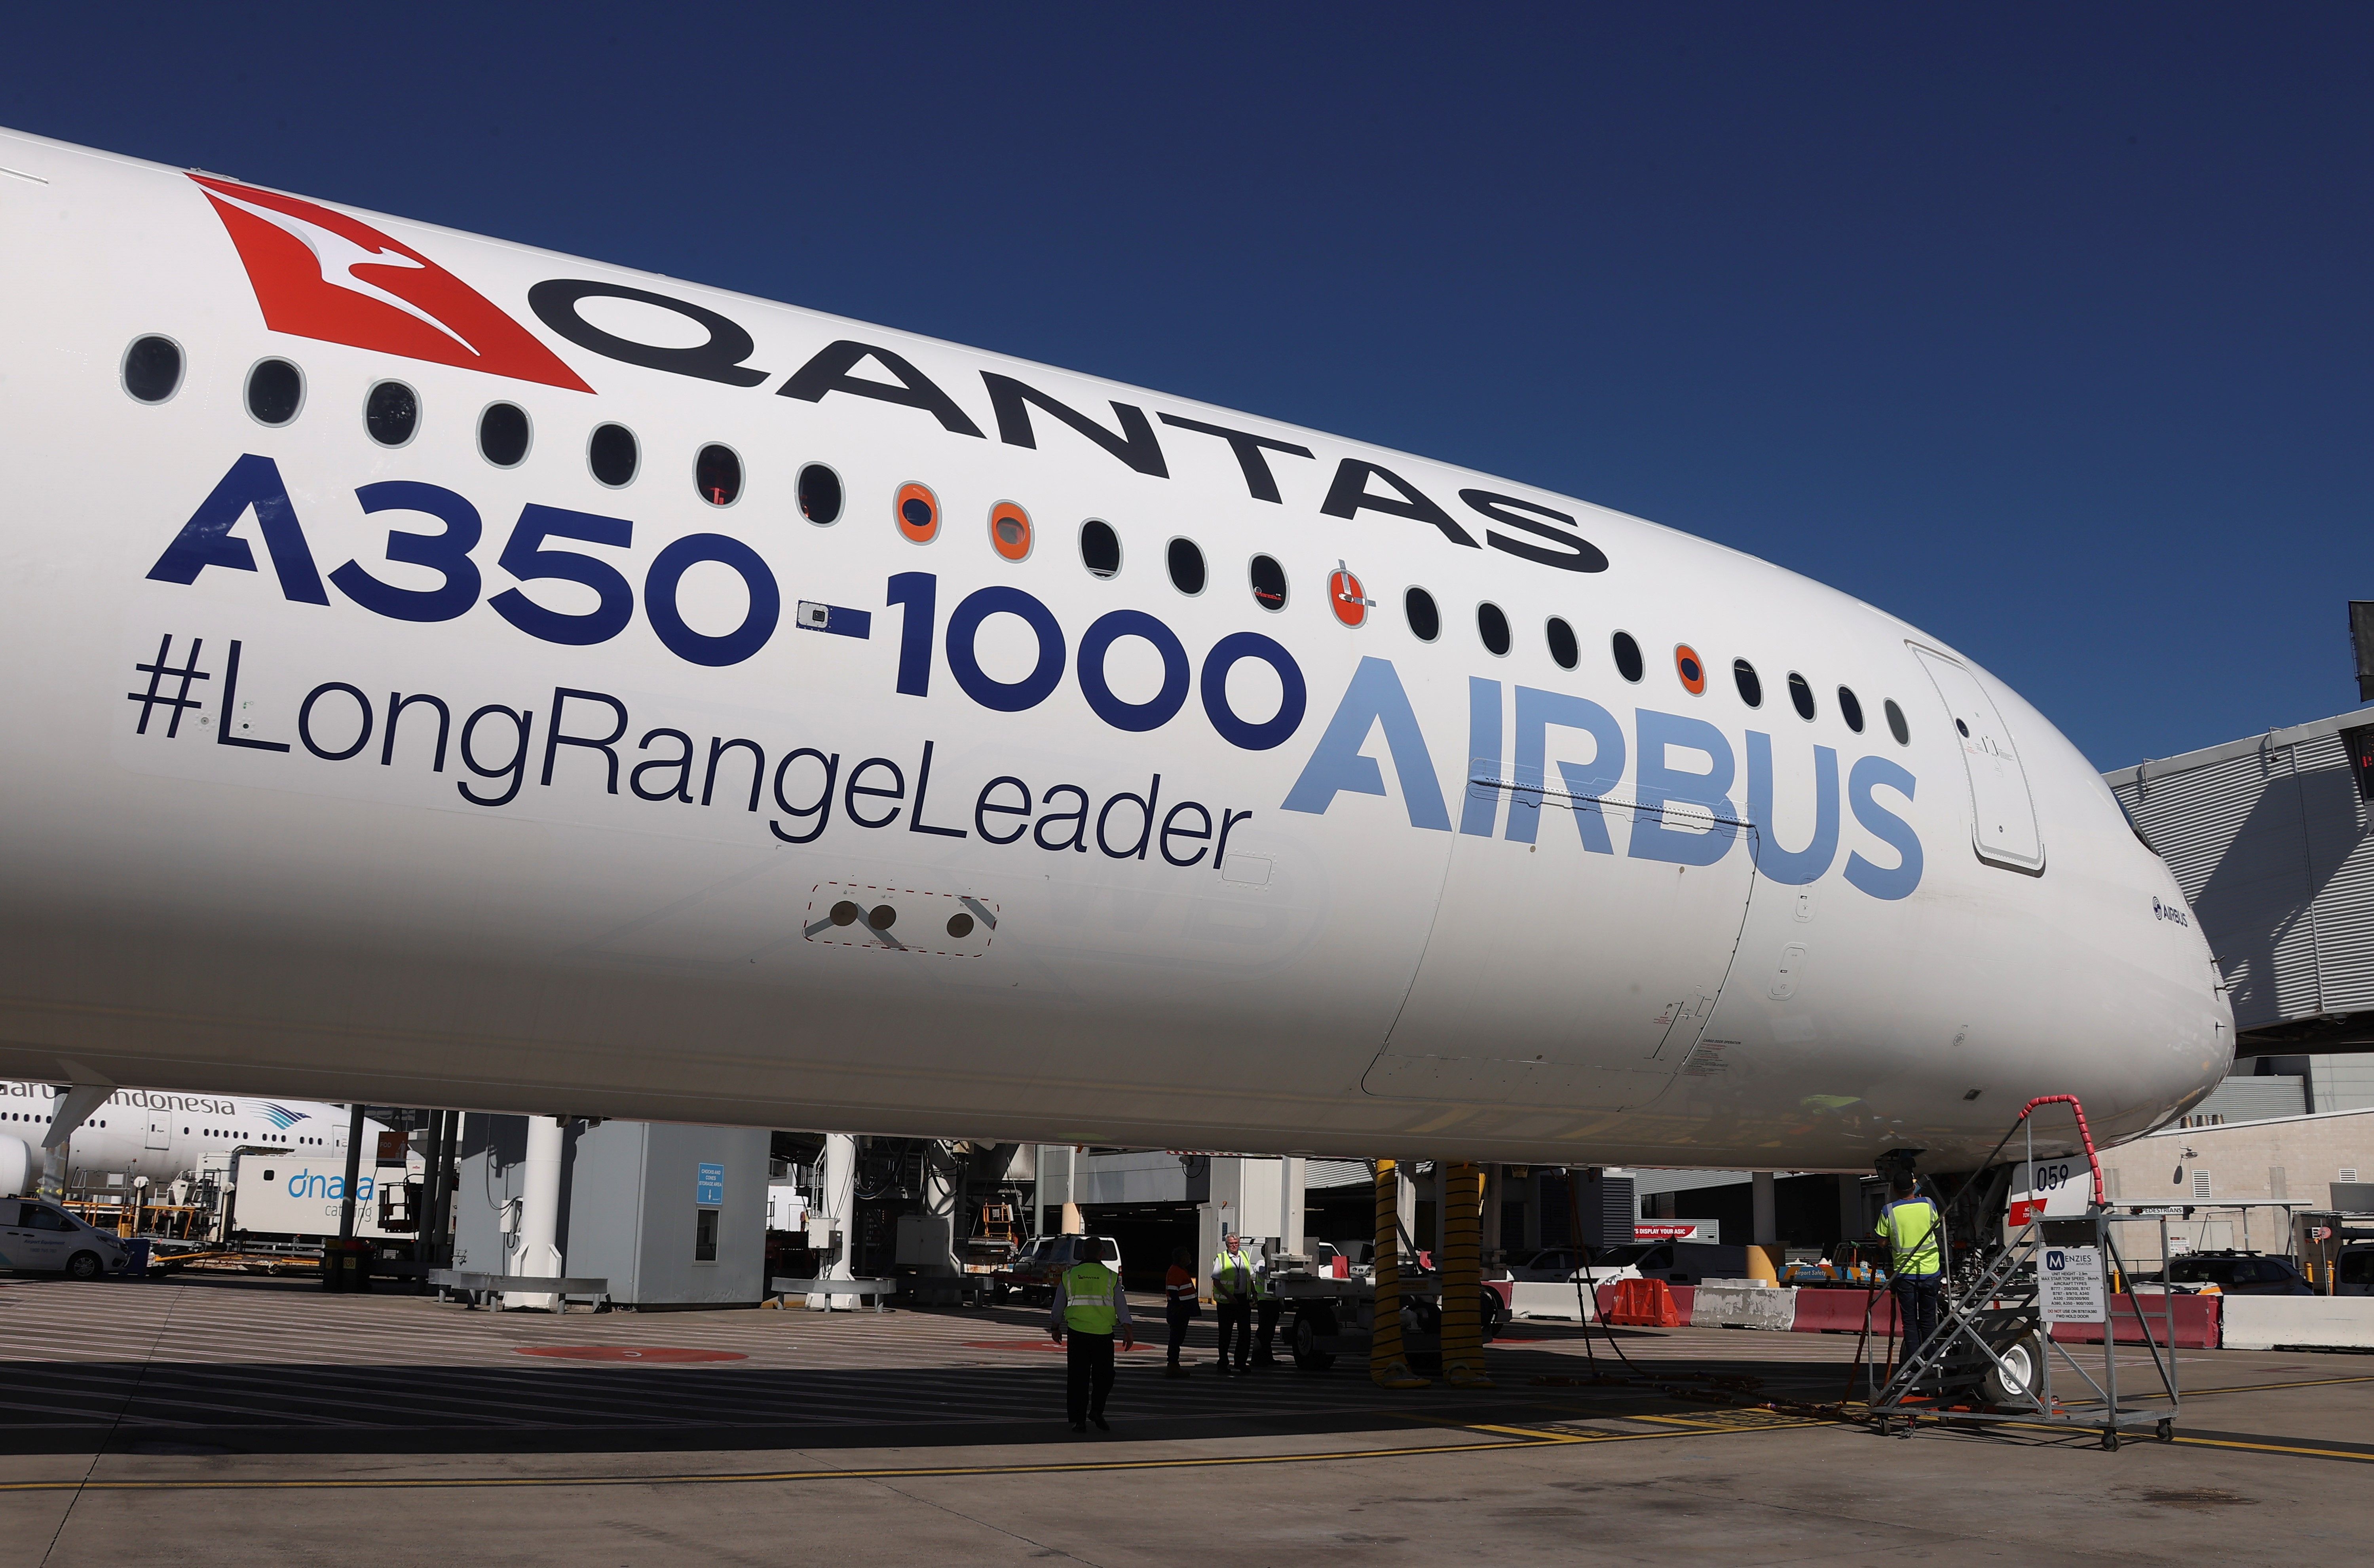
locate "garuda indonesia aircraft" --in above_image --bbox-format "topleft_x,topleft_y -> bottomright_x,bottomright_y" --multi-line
0,127 -> 2229,1173
0,1078 -> 371,1197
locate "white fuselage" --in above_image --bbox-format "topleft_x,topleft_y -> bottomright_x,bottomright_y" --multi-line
0,1079 -> 361,1189
0,127 -> 2231,1170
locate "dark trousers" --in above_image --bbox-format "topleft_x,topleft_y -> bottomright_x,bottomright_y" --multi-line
1065,1331 -> 1115,1422
1166,1302 -> 1193,1365
1215,1298 -> 1253,1367
1255,1297 -> 1281,1363
1893,1274 -> 1943,1366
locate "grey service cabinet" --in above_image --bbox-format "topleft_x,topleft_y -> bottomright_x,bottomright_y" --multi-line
451,1115 -> 769,1308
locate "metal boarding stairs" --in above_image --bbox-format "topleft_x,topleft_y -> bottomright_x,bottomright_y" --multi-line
1868,1096 -> 2181,1450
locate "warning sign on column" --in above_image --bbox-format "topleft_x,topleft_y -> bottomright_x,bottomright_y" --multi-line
2040,1245 -> 2106,1323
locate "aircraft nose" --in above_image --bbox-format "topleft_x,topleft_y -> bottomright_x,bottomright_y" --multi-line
2130,904 -> 2233,1133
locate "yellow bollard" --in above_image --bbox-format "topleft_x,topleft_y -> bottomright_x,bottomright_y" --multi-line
1371,1158 -> 1429,1388
1440,1161 -> 1493,1388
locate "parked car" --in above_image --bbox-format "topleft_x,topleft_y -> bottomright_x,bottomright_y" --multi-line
2334,1243 -> 2373,1297
0,1200 -> 131,1279
2162,1251 -> 2315,1296
992,1234 -> 1121,1303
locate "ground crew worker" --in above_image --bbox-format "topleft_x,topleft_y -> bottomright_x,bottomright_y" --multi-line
1163,1243 -> 1198,1377
1048,1237 -> 1133,1431
1210,1231 -> 1261,1374
1875,1171 -> 1944,1367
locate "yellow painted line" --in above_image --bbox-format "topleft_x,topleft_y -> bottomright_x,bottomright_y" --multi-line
2171,1434 -> 2374,1464
2180,1374 -> 2374,1399
1466,1423 -> 1596,1443
0,1434 -> 1586,1493
1634,1412 -> 1825,1432
1958,1420 -> 2374,1466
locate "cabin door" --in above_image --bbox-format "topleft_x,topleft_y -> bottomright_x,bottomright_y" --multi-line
1911,645 -> 2045,874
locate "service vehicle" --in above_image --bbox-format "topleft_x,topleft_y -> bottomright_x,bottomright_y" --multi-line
2161,1250 -> 2315,1296
0,1197 -> 131,1279
1272,1261 -> 1512,1371
993,1234 -> 1122,1304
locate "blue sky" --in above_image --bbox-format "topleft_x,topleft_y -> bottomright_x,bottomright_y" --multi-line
8,5 -> 2366,769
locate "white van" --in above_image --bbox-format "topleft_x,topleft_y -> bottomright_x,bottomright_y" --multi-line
0,1199 -> 131,1279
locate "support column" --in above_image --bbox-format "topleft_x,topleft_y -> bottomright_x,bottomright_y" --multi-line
416,1111 -> 450,1289
505,1115 -> 565,1310
809,1133 -> 858,1310
1749,1170 -> 1780,1284
1481,1163 -> 1502,1260
1424,1162 -> 1446,1262
921,1143 -> 962,1278
1063,1145 -> 1083,1235
1370,1159 -> 1426,1388
1440,1161 -> 1492,1388
1280,1155 -> 1306,1256
336,1103 -> 368,1240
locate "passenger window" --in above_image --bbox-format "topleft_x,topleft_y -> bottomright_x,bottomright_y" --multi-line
589,423 -> 638,487
122,335 -> 183,403
1249,554 -> 1287,611
1404,587 -> 1440,642
1612,630 -> 1643,682
895,482 -> 939,543
479,403 -> 530,467
1838,685 -> 1865,733
1675,644 -> 1706,695
798,463 -> 843,524
245,358 -> 304,425
1732,659 -> 1762,706
1477,602 -> 1511,656
695,444 -> 741,506
1079,519 -> 1121,578
1167,537 -> 1206,595
1884,699 -> 1910,746
1788,672 -> 1816,721
365,381 -> 418,446
990,501 -> 1033,562
1546,617 -> 1578,670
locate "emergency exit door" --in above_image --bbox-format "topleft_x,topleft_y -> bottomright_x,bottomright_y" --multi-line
1911,645 -> 2045,874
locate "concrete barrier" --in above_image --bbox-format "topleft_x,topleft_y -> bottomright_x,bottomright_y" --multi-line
2219,1296 -> 2374,1352
2047,1293 -> 2220,1350
1692,1281 -> 1798,1331
1508,1280 -> 1599,1321
1789,1287 -> 1897,1336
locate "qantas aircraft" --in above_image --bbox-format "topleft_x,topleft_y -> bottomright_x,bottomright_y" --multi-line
0,1079 -> 368,1196
0,126 -> 2230,1174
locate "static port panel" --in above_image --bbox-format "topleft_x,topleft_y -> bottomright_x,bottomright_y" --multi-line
802,882 -> 1000,957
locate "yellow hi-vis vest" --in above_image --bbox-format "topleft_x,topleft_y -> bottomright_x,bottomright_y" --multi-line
1876,1196 -> 1942,1277
1062,1261 -> 1119,1334
1212,1247 -> 1257,1299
